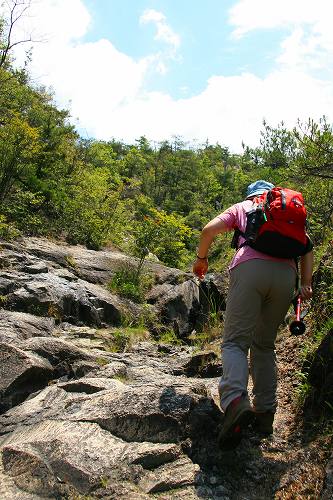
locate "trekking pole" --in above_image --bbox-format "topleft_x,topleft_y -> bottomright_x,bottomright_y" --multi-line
289,295 -> 306,336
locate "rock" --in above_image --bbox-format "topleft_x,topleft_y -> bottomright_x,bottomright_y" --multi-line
0,378 -> 219,445
194,273 -> 227,331
0,373 -> 220,498
147,280 -> 201,338
0,310 -> 55,344
0,343 -> 54,413
58,377 -> 122,394
4,272 -> 130,327
0,457 -> 40,499
20,336 -> 97,365
0,237 -> 226,335
20,263 -> 49,274
52,268 -> 78,281
21,237 -> 186,286
18,337 -> 108,381
139,456 -> 200,493
306,328 -> 333,409
0,236 -> 230,499
172,350 -> 223,378
0,420 -> 182,496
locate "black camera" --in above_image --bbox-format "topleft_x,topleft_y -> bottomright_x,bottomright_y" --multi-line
244,206 -> 266,244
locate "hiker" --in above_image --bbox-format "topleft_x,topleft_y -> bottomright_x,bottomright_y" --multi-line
193,180 -> 314,448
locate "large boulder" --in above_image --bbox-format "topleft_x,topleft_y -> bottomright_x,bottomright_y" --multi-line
15,237 -> 186,286
0,420 -> 185,497
0,367 -> 221,498
146,280 -> 200,338
0,343 -> 54,413
305,328 -> 333,411
0,238 -> 227,337
0,310 -> 55,344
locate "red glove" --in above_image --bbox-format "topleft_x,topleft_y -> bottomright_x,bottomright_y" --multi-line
193,257 -> 208,280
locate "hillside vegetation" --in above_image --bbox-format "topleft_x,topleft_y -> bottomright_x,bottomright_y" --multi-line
1,7 -> 333,271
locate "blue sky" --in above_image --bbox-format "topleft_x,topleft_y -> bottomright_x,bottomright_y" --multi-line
83,0 -> 283,97
4,0 -> 333,151
83,0 -> 236,97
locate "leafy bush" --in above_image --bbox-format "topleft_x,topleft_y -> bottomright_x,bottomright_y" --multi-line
0,214 -> 20,239
107,326 -> 150,352
3,190 -> 47,235
108,264 -> 154,303
133,208 -> 193,268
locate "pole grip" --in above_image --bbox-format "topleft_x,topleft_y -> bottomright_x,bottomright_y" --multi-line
295,295 -> 302,321
289,295 -> 306,336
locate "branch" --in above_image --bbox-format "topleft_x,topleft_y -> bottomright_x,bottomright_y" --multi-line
0,0 -> 33,69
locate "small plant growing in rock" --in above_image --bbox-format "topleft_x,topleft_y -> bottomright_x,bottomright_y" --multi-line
108,263 -> 154,303
65,254 -> 77,269
0,294 -> 8,306
157,329 -> 182,345
99,476 -> 109,488
95,357 -> 109,366
107,326 -> 150,352
47,303 -> 62,322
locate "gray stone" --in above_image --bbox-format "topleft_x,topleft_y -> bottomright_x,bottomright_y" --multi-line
0,236 -> 231,499
139,456 -> 200,493
147,280 -> 201,338
21,263 -> 49,274
1,420 -> 182,496
0,378 -> 218,445
0,343 -> 54,413
0,310 -> 55,344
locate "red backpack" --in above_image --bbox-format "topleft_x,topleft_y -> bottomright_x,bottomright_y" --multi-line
232,187 -> 311,258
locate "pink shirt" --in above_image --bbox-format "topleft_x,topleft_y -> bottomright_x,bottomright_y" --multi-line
218,200 -> 296,271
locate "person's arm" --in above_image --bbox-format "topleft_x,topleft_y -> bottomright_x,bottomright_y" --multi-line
193,217 -> 228,279
300,249 -> 314,300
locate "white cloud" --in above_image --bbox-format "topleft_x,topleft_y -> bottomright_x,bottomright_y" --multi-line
229,0 -> 333,38
86,70 -> 333,152
229,0 -> 333,76
1,0 -> 90,50
4,0 -> 333,152
140,9 -> 181,49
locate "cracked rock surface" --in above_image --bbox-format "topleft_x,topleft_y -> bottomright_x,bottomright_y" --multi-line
0,237 -> 331,499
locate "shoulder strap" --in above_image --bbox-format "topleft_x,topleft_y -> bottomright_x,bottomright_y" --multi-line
230,199 -> 257,250
231,227 -> 246,249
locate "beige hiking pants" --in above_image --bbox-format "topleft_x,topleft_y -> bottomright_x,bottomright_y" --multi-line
219,259 -> 296,412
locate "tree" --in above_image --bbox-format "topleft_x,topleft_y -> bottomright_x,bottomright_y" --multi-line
0,0 -> 34,70
293,118 -> 333,241
294,118 -> 333,180
0,110 -> 40,203
243,120 -> 297,170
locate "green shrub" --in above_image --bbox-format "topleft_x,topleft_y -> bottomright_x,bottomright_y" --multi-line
108,264 -> 154,303
105,326 -> 150,352
0,214 -> 20,240
157,329 -> 182,345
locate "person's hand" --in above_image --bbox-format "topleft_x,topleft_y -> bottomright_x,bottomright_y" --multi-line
193,257 -> 208,280
300,284 -> 312,300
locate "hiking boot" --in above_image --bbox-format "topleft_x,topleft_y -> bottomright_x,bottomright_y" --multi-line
253,411 -> 275,435
218,395 -> 255,450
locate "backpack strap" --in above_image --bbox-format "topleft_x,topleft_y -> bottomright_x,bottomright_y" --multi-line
230,198 -> 258,250
231,228 -> 248,250
231,228 -> 243,249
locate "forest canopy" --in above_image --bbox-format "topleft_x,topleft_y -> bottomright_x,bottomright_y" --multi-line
0,2 -> 332,270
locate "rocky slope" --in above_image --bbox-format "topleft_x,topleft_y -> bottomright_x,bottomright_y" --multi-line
0,237 -> 332,499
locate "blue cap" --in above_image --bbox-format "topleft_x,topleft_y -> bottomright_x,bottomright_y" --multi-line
246,180 -> 274,199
